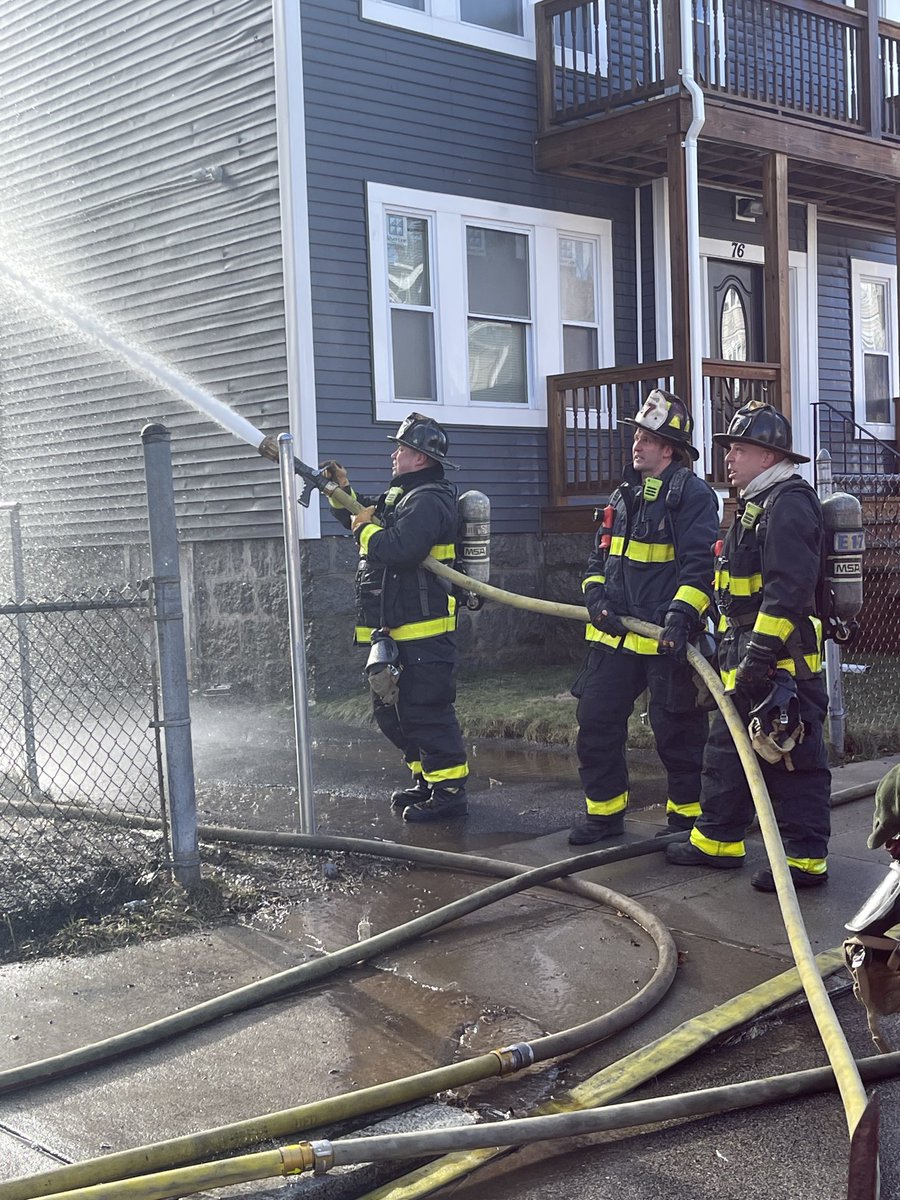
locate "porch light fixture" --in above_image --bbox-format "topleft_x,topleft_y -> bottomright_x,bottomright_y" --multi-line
734,195 -> 765,222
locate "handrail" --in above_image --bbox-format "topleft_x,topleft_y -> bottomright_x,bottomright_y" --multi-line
812,399 -> 900,466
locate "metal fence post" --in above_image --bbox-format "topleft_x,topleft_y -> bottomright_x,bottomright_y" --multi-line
141,423 -> 201,886
277,432 -> 316,833
1,502 -> 39,795
817,449 -> 846,757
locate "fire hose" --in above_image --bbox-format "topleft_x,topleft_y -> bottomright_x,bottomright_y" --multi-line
0,461 -> 880,1200
315,477 -> 875,1168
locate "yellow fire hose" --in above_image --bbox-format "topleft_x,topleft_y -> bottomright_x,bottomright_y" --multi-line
0,482 -> 875,1200
325,479 -> 869,1137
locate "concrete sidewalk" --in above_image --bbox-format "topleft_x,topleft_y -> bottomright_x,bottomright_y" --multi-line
1,745 -> 899,1200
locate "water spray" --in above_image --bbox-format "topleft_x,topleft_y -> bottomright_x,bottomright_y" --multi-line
0,255 -> 266,452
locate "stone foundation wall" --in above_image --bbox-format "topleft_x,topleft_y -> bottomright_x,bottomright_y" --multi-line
19,530 -> 596,701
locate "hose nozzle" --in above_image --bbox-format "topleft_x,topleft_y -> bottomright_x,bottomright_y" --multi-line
258,434 -> 280,463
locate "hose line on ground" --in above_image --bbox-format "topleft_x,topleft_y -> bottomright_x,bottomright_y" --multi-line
16,949 -> 879,1200
0,836 -> 681,1200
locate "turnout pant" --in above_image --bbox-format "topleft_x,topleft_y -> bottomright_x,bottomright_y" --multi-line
575,647 -> 708,818
372,634 -> 468,787
693,674 -> 831,863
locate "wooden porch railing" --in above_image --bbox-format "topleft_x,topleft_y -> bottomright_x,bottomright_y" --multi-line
537,0 -> 895,139
546,358 -> 782,505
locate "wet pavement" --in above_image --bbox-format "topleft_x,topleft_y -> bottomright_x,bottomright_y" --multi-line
1,697 -> 899,1200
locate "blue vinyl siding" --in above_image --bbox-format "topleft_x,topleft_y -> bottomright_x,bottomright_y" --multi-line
303,0 -> 638,536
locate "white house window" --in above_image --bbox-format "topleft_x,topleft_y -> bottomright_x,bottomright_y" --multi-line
368,183 -> 614,427
851,258 -> 898,434
559,235 -> 600,371
362,0 -> 540,59
387,213 -> 436,402
467,226 -> 530,403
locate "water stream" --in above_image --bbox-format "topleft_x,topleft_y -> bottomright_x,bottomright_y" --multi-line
0,253 -> 267,450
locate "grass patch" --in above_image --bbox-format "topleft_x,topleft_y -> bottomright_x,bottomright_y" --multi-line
316,663 -> 657,749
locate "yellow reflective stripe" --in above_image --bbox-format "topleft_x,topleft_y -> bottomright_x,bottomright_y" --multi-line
584,627 -> 661,654
673,585 -> 710,615
720,666 -> 737,688
358,522 -> 382,555
689,827 -> 745,858
582,574 -> 605,591
717,613 -> 728,633
423,763 -> 469,784
586,791 -> 628,816
609,537 -> 674,563
753,612 -> 795,642
430,543 -> 455,561
786,857 -> 827,875
408,760 -> 424,776
667,799 -> 701,818
715,568 -> 763,596
355,614 -> 457,644
774,652 -> 822,676
328,487 -> 357,509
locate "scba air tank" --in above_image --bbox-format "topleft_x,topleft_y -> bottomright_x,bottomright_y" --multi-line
821,490 -> 865,636
458,490 -> 491,585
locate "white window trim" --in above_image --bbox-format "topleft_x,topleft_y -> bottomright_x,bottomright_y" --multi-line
368,182 -> 615,427
851,257 -> 899,438
362,0 -> 539,58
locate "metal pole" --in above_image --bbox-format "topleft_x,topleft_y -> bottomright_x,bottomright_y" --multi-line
0,502 -> 39,795
277,432 -> 316,833
141,424 -> 201,887
817,449 -> 846,757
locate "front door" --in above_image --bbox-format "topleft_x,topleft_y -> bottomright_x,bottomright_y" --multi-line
707,259 -> 766,479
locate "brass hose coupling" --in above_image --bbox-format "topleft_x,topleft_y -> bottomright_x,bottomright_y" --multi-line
491,1042 -> 535,1075
257,434 -> 280,463
280,1140 -> 334,1176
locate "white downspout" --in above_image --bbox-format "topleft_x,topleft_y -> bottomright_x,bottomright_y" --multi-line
678,0 -> 706,463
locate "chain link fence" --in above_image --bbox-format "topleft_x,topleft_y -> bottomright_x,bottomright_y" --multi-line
817,402 -> 900,758
0,585 -> 166,951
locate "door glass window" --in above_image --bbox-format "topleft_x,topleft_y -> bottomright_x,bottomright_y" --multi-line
467,226 -> 530,404
387,213 -> 436,403
720,285 -> 749,362
860,279 -> 892,424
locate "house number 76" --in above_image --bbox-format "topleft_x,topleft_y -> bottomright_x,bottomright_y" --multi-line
731,242 -> 746,258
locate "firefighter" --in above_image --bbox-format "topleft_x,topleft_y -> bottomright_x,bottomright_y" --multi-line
569,389 -> 720,845
667,400 -> 831,890
321,413 -> 469,822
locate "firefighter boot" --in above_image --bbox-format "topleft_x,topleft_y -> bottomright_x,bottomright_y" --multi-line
666,841 -> 744,869
403,784 -> 468,823
390,774 -> 431,811
750,864 -> 828,892
568,813 -> 626,845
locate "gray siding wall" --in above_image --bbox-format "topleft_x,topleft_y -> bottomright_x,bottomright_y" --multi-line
817,220 -> 897,452
0,0 -> 288,567
699,188 -> 806,253
302,0 -> 639,537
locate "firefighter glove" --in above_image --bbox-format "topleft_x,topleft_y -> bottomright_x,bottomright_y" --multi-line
659,609 -> 694,665
733,644 -> 775,699
351,505 -> 376,535
869,765 -> 900,850
584,586 -> 626,637
320,460 -> 350,489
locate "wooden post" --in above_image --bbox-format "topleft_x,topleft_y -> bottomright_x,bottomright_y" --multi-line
858,0 -> 882,139
763,151 -> 791,424
667,133 -> 692,410
535,0 -> 554,135
895,184 -> 900,448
